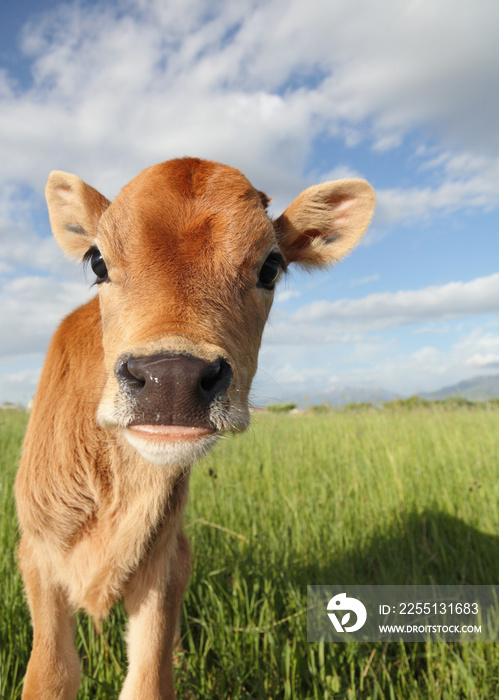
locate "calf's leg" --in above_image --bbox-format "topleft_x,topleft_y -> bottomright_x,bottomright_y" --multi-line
19,540 -> 80,700
120,531 -> 191,700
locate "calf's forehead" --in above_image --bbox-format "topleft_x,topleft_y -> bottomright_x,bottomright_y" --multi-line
98,159 -> 275,264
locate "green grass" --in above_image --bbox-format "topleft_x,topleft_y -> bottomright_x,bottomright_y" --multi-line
1,406 -> 499,698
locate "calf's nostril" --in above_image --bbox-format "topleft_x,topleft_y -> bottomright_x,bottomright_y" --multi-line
198,358 -> 232,399
116,356 -> 147,392
199,361 -> 222,393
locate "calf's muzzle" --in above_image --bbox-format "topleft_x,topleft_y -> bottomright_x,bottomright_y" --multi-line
116,353 -> 233,428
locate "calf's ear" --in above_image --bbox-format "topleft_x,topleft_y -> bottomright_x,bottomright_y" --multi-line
45,171 -> 111,260
274,179 -> 375,268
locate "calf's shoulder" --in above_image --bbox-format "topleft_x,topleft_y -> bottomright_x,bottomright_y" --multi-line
15,296 -> 107,545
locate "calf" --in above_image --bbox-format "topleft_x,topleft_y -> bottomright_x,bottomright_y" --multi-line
15,157 -> 375,699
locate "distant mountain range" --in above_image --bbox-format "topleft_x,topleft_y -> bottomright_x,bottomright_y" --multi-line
267,374 -> 499,408
420,375 -> 499,402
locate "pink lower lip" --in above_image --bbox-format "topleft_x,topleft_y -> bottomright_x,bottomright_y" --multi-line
127,425 -> 215,441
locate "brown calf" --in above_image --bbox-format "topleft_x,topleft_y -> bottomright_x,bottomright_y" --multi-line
15,157 -> 375,699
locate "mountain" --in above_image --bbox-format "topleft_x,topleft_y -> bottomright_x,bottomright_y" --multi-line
421,375 -> 499,402
261,374 -> 499,409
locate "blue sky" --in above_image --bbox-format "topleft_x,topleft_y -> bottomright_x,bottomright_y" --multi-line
1,0 -> 499,406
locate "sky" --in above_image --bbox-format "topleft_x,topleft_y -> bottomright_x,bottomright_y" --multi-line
1,0 -> 499,407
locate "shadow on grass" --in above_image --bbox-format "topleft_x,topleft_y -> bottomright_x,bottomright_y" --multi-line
182,509 -> 499,697
188,507 -> 499,621
303,508 -> 499,587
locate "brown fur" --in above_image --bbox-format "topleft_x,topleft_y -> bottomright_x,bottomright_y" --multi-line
15,158 -> 375,699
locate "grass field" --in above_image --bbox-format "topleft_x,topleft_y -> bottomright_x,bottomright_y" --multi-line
1,404 -> 499,699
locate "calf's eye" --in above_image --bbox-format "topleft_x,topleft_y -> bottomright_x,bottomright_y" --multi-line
257,252 -> 284,291
84,246 -> 109,283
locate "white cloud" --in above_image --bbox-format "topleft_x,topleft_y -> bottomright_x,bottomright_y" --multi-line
456,330 -> 499,370
256,325 -> 499,402
0,0 -> 497,217
286,274 -> 499,334
1,367 -> 40,388
349,274 -> 380,287
357,329 -> 499,394
316,165 -> 362,182
466,353 -> 499,369
0,186 -> 76,277
0,276 -> 94,357
256,273 -> 499,401
274,288 -> 300,304
374,156 -> 499,225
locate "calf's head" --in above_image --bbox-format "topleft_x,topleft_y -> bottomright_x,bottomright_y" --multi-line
46,158 -> 375,466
